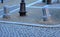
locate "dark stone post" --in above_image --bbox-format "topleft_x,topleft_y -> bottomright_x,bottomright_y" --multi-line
57,0 -> 59,3
19,0 -> 26,16
42,0 -> 46,3
47,0 -> 51,4
42,8 -> 47,21
1,0 -> 3,3
42,6 -> 51,21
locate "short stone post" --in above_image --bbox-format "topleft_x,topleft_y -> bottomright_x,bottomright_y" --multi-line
57,0 -> 59,3
3,5 -> 10,19
47,0 -> 51,4
42,0 -> 46,3
42,8 -> 47,21
19,0 -> 26,16
42,7 -> 51,21
1,0 -> 3,3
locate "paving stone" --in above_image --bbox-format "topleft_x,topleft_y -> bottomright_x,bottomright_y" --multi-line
0,23 -> 60,37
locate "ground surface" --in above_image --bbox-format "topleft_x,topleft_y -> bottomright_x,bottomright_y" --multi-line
0,0 -> 60,25
0,7 -> 60,25
0,23 -> 60,37
0,0 -> 60,37
0,0 -> 38,9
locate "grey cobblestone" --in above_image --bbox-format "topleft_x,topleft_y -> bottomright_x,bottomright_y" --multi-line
0,23 -> 60,37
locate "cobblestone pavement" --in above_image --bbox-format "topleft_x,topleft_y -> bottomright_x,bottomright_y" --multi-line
0,0 -> 60,37
0,23 -> 60,37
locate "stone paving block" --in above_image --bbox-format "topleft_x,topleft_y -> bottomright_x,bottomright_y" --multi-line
0,23 -> 60,37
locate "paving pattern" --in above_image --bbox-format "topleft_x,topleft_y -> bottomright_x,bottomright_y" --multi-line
0,23 -> 60,37
0,0 -> 60,37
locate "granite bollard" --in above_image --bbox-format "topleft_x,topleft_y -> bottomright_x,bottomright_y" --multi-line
19,0 -> 26,16
42,7 -> 51,21
47,0 -> 51,4
1,0 -> 3,3
3,5 -> 10,19
42,0 -> 46,3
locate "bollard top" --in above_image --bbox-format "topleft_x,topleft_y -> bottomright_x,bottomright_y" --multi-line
21,0 -> 25,2
4,5 -> 9,8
